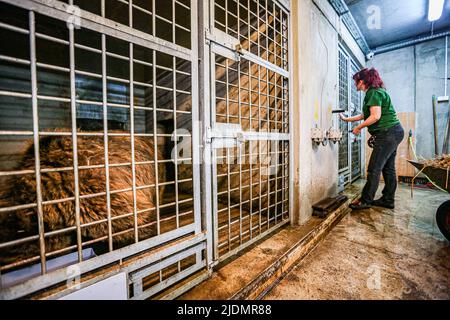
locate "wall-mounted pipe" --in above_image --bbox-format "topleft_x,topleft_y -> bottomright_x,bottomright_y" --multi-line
437,35 -> 449,102
373,30 -> 450,55
433,95 -> 439,156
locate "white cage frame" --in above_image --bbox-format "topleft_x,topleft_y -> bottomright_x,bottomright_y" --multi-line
338,43 -> 362,190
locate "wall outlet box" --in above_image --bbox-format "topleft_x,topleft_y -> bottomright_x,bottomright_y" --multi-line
311,128 -> 325,143
327,129 -> 343,140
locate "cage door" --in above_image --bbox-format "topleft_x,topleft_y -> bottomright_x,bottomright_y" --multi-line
208,0 -> 291,262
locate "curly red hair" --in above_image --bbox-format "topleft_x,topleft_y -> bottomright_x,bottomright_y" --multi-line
353,68 -> 385,89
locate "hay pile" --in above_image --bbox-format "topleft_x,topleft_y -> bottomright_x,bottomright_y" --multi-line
422,155 -> 450,169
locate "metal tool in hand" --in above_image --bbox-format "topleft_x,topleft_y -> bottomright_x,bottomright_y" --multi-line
368,135 -> 376,148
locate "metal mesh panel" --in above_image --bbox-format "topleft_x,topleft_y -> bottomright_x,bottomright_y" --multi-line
338,49 -> 349,173
214,140 -> 290,257
214,0 -> 289,71
212,0 -> 290,260
0,0 -> 203,300
350,62 -> 362,181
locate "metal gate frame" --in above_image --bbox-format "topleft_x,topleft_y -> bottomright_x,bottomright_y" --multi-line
0,0 -> 207,300
338,45 -> 351,188
338,44 -> 362,190
350,61 -> 362,182
201,0 -> 293,265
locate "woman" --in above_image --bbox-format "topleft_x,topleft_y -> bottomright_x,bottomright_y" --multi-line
341,68 -> 404,210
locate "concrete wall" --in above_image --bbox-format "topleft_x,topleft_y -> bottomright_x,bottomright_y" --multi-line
291,0 -> 365,225
369,37 -> 450,159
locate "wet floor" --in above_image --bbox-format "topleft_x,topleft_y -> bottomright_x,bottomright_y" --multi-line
264,184 -> 450,300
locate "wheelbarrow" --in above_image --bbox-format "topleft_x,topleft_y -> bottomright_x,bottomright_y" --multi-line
408,160 -> 450,241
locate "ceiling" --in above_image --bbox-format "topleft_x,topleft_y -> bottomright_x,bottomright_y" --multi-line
345,0 -> 450,49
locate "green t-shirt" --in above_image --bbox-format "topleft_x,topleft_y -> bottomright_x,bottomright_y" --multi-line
363,87 -> 400,135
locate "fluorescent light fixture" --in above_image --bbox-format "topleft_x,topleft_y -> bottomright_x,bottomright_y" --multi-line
428,0 -> 445,22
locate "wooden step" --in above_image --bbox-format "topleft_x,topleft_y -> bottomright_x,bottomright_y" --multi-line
312,195 -> 348,218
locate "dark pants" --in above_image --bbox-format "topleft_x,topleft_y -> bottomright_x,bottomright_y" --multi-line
361,124 -> 405,204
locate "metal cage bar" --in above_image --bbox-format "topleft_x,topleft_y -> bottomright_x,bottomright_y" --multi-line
29,11 -> 47,275
350,61 -> 362,181
338,45 -> 351,189
129,40 -> 139,243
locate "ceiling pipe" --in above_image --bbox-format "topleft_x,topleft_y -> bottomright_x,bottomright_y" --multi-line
328,0 -> 371,56
373,30 -> 450,55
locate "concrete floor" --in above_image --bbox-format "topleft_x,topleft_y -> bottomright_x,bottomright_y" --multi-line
264,184 -> 450,300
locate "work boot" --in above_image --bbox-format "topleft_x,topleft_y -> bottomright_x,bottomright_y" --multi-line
372,198 -> 395,209
349,200 -> 372,211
